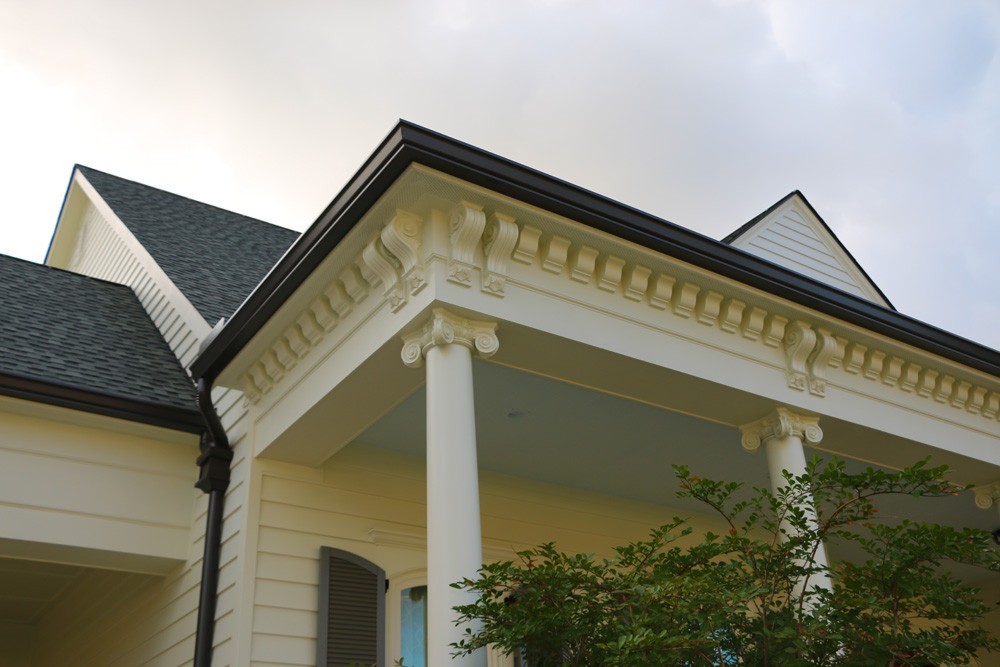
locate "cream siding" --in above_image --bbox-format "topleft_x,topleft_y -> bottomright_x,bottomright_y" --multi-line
22,183 -> 255,665
248,444 -> 722,666
740,210 -> 868,296
0,403 -> 196,570
728,202 -> 889,307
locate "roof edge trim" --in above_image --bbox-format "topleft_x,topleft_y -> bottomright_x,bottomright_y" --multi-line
0,371 -> 204,434
191,121 -> 1000,381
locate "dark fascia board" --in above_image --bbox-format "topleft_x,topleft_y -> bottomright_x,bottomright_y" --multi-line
192,121 -> 1000,381
0,371 -> 204,434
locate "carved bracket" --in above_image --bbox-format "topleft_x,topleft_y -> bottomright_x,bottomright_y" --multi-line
482,212 -> 519,295
401,308 -> 500,369
783,321 -> 841,396
357,210 -> 426,313
448,201 -> 487,287
739,406 -> 823,453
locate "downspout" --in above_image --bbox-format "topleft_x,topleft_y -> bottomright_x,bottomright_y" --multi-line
193,377 -> 233,667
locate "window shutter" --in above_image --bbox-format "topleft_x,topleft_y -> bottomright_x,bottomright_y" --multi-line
317,547 -> 386,667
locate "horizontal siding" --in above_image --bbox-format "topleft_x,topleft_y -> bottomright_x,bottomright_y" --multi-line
249,444 -> 719,664
738,208 -> 871,299
22,180 -> 255,665
31,426 -> 251,667
67,201 -> 210,369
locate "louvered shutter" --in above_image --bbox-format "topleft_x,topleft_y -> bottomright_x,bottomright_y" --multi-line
317,547 -> 386,667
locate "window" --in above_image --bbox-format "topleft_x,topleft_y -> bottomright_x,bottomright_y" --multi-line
399,585 -> 427,667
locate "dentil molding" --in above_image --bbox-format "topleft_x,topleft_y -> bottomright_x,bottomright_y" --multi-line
239,189 -> 998,428
739,407 -> 824,453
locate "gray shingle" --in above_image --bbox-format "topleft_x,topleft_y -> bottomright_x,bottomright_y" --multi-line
78,166 -> 299,324
0,255 -> 197,412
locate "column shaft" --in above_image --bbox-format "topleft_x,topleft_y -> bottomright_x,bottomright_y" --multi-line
763,432 -> 832,597
741,407 -> 832,600
425,342 -> 486,667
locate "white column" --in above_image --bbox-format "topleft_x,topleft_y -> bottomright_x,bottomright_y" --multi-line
740,407 -> 832,597
402,308 -> 498,667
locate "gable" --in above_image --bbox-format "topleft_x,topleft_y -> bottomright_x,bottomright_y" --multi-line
74,166 -> 300,324
724,192 -> 893,309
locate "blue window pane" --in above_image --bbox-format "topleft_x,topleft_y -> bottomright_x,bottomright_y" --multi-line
400,586 -> 427,667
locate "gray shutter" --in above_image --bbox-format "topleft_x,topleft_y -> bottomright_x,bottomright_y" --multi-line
317,547 -> 386,667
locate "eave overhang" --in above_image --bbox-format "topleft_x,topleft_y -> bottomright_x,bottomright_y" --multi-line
0,371 -> 204,434
191,121 -> 1000,383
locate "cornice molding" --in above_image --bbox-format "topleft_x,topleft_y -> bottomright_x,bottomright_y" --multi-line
739,407 -> 823,453
239,210 -> 421,404
504,218 -> 998,425
400,308 -> 499,369
236,184 -> 998,430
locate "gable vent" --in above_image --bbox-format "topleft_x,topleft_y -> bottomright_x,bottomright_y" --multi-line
318,547 -> 386,667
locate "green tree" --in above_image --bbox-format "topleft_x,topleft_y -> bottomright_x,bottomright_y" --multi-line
452,458 -> 1000,666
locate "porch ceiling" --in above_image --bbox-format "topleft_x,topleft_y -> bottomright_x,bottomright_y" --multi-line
353,360 -> 1000,579
358,360 -> 765,509
0,557 -> 83,625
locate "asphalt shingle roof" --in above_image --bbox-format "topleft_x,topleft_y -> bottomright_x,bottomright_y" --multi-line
0,255 -> 197,412
78,166 -> 300,325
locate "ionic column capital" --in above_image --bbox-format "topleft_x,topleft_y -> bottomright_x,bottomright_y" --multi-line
739,406 -> 823,453
972,481 -> 1000,510
401,307 -> 499,368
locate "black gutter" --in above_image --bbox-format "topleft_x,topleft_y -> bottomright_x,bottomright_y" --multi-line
0,371 -> 203,433
192,377 -> 233,667
192,120 -> 1000,382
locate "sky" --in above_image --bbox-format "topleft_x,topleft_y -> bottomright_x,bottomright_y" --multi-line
0,0 -> 997,350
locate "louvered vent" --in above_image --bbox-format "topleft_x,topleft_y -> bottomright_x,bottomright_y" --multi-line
317,547 -> 386,667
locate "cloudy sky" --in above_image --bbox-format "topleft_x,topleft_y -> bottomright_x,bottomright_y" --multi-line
1,0 -> 997,349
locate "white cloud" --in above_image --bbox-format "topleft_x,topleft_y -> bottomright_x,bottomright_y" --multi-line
0,0 -> 996,347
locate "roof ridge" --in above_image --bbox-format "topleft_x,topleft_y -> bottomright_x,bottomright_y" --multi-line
721,190 -> 800,244
75,165 -> 294,233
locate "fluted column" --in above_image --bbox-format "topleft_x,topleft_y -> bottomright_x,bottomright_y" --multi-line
740,407 -> 832,597
402,308 -> 498,667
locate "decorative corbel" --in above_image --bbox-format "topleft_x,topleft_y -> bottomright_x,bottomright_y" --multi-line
448,201 -> 487,286
381,210 -> 426,296
360,237 -> 406,312
806,328 -> 838,396
783,321 -> 816,392
481,212 -> 519,296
